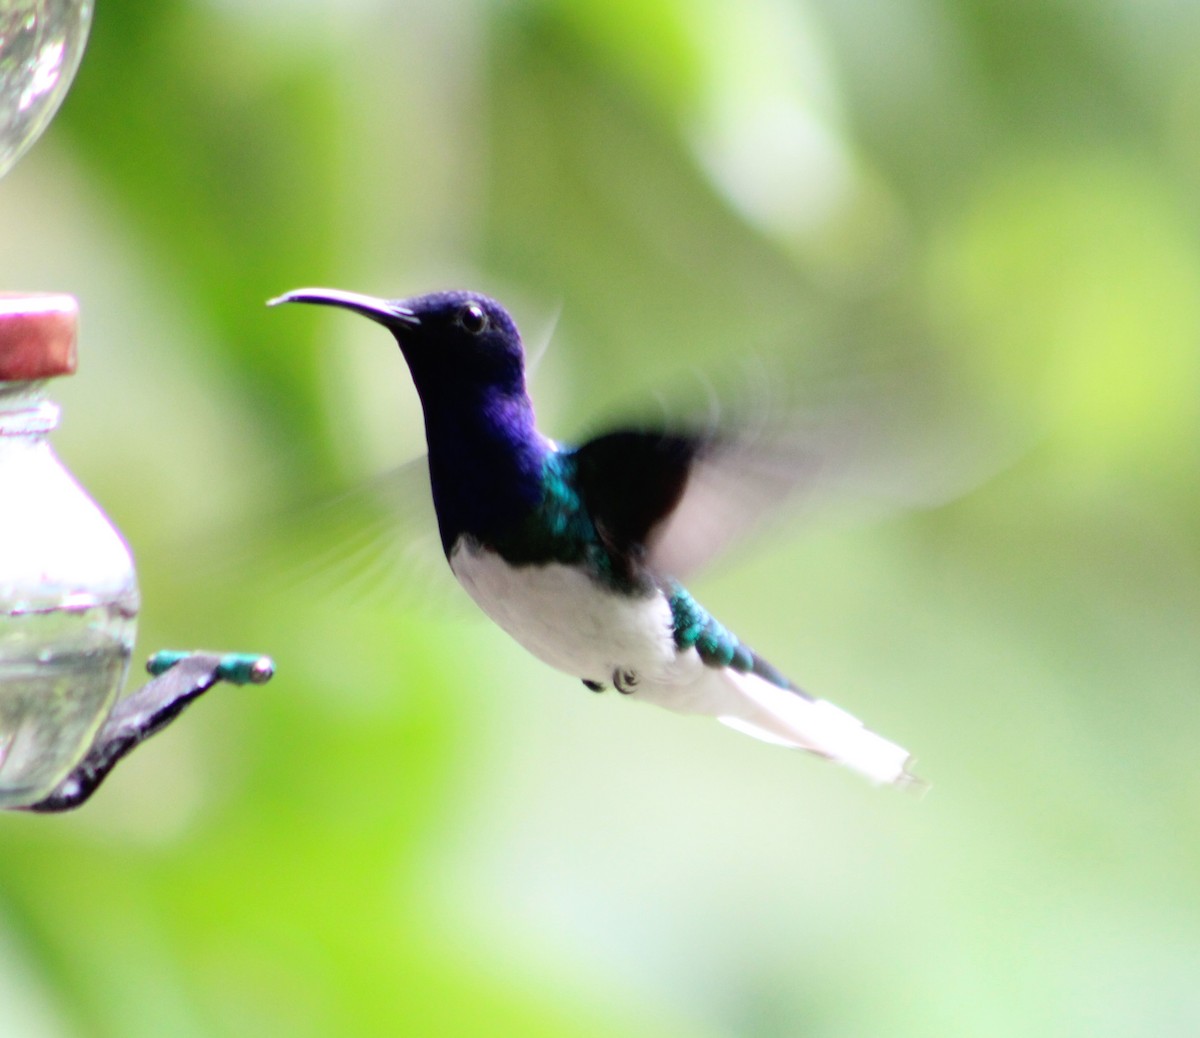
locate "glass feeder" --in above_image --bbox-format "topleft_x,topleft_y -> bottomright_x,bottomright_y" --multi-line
0,1 -> 273,812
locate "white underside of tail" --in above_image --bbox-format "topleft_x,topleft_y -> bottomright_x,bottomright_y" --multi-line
635,666 -> 921,788
450,542 -> 922,789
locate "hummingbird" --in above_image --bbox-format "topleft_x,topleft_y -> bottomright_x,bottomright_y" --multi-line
270,287 -> 922,788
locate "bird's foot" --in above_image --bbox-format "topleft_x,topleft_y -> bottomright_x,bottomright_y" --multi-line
612,669 -> 639,695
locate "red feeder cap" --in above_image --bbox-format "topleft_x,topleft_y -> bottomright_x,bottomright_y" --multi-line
0,293 -> 79,381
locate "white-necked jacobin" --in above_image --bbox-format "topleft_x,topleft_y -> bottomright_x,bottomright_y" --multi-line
270,287 -> 921,788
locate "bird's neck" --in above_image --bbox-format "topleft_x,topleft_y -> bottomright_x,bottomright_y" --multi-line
419,383 -> 550,554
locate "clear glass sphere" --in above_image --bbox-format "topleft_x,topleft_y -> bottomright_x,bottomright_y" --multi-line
0,0 -> 92,180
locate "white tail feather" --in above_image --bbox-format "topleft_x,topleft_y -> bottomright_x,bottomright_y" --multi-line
659,668 -> 923,789
722,670 -> 921,788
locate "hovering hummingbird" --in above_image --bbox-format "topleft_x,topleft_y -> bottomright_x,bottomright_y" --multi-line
270,287 -> 922,788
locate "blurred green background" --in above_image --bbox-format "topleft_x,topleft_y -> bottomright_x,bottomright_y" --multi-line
2,0 -> 1199,1034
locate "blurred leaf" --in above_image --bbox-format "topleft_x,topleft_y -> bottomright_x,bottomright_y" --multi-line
57,1 -> 349,480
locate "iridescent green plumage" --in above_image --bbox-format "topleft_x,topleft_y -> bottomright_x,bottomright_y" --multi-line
666,584 -> 791,689
488,451 -> 645,593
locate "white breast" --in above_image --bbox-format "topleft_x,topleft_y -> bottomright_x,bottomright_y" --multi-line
448,540 -> 680,686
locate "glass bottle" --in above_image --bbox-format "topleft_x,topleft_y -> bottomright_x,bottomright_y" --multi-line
0,293 -> 138,807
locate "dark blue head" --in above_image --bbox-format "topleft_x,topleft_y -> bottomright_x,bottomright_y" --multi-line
270,287 -> 529,406
271,286 -> 547,550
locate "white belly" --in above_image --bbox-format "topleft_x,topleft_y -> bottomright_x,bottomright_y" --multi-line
448,543 -> 919,786
449,540 -> 681,686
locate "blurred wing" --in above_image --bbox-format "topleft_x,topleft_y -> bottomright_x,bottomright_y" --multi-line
287,457 -> 452,606
208,455 -> 464,614
571,420 -> 832,579
571,429 -> 704,564
645,423 -> 833,577
570,366 -> 1004,579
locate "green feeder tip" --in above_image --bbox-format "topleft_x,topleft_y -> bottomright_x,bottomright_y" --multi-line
147,650 -> 275,685
146,650 -> 191,676
218,653 -> 275,686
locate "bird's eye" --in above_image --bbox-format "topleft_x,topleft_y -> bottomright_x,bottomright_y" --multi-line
456,302 -> 489,336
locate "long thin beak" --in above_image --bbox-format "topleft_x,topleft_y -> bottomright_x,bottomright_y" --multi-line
268,287 -> 420,328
